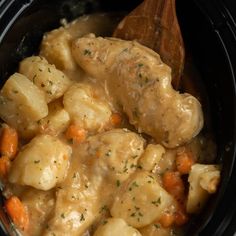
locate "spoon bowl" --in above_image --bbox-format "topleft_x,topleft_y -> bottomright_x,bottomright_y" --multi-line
113,0 -> 185,89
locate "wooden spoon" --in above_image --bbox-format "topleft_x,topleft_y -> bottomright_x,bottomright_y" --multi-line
113,0 -> 185,89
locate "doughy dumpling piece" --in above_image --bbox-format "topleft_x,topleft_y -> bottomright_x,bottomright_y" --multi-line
8,134 -> 72,190
187,164 -> 220,214
79,129 -> 145,183
40,28 -> 76,70
63,83 -> 112,132
19,56 -> 71,103
38,100 -> 70,136
139,144 -> 165,171
21,189 -> 55,236
0,73 -> 48,127
18,100 -> 70,139
94,218 -> 142,236
111,171 -> 174,228
72,35 -> 203,148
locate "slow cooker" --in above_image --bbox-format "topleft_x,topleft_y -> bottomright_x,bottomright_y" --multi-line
0,0 -> 235,235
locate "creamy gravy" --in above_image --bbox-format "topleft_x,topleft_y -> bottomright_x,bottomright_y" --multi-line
0,13 -> 219,236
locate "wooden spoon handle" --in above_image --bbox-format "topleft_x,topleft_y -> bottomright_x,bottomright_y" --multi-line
113,0 -> 185,89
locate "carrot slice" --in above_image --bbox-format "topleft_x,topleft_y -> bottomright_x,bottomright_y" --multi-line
110,113 -> 122,126
159,211 -> 175,228
176,150 -> 194,175
65,124 -> 87,144
5,196 -> 29,231
0,156 -> 10,177
0,124 -> 18,160
162,171 -> 185,203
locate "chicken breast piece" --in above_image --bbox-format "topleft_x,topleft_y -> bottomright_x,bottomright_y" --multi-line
43,129 -> 145,236
72,35 -> 203,148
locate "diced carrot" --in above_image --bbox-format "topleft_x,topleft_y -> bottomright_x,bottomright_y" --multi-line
174,204 -> 189,226
0,156 -> 10,177
159,211 -> 175,228
176,150 -> 194,175
110,113 -> 122,126
96,150 -> 101,158
0,125 -> 18,160
5,196 -> 29,231
65,124 -> 87,144
162,171 -> 185,203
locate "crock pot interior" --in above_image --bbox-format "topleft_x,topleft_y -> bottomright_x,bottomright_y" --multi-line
0,0 -> 236,235
176,1 -> 236,235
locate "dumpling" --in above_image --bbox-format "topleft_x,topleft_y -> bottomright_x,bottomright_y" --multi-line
8,134 -> 72,190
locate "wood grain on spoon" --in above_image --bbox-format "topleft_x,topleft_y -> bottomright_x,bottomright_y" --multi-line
113,0 -> 185,89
